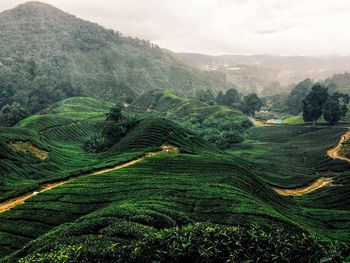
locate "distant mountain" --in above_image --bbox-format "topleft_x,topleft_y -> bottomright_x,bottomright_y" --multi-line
0,2 -> 233,113
174,52 -> 350,96
324,72 -> 350,94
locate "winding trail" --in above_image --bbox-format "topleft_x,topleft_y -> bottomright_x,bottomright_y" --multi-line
273,128 -> 350,196
0,145 -> 178,214
327,129 -> 350,163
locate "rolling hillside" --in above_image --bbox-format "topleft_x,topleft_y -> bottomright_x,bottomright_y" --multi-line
0,97 -> 349,261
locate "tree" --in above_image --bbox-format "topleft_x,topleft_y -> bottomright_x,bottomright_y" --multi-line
197,89 -> 215,104
221,88 -> 240,107
322,92 -> 349,125
286,79 -> 314,114
106,106 -> 123,122
332,92 -> 349,116
216,91 -> 224,104
302,84 -> 329,126
0,102 -> 28,126
322,98 -> 343,125
240,93 -> 262,116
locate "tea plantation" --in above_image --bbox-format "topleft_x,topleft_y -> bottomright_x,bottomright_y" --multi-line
0,97 -> 349,262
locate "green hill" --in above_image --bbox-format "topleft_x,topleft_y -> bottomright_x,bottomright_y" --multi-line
129,89 -> 251,149
0,97 -> 350,262
0,2 -> 233,118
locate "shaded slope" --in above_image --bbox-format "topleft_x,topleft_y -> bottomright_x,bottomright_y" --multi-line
131,89 -> 247,121
0,97 -> 213,202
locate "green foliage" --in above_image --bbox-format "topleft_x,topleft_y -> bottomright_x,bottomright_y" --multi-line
82,133 -> 106,153
176,114 -> 252,149
0,102 -> 28,126
196,89 -> 215,104
322,92 -> 349,125
285,78 -> 314,114
15,223 -> 350,263
132,223 -> 339,263
106,107 -> 123,122
220,88 -> 241,107
216,90 -> 224,104
83,106 -> 140,152
1,96 -> 350,262
302,84 -> 329,125
0,1 -> 235,124
131,89 -> 251,149
240,93 -> 262,116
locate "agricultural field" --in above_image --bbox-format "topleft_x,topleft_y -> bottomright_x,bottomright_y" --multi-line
0,96 -> 349,262
1,2 -> 350,262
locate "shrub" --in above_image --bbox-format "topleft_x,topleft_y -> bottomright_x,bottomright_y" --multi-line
82,133 -> 106,153
131,223 -> 348,263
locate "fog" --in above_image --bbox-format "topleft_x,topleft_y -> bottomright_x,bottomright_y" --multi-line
1,0 -> 350,55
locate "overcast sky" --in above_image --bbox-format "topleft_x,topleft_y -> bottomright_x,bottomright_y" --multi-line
1,0 -> 350,55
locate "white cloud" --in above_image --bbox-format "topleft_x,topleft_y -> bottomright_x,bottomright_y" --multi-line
1,0 -> 350,55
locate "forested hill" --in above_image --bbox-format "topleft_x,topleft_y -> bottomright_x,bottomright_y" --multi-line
0,1 -> 232,118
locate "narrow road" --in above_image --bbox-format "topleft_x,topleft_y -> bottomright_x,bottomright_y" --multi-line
273,128 -> 350,196
327,130 -> 350,163
0,145 -> 178,214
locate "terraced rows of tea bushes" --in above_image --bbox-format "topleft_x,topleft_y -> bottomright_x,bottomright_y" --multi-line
1,96 -> 350,261
0,152 -> 304,259
229,125 -> 350,241
0,97 -> 213,201
130,89 -> 247,123
2,148 -> 350,261
231,126 -> 350,187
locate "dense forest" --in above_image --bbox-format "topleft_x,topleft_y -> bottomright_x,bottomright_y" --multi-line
0,2 -> 234,126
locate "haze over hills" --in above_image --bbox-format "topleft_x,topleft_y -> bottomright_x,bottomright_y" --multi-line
1,1 -> 350,262
0,1 -> 233,108
175,52 -> 350,96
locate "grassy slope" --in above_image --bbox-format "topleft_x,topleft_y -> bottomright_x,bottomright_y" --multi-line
229,125 -> 350,241
0,97 -> 350,260
130,89 -> 248,123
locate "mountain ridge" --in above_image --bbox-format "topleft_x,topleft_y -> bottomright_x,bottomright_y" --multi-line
0,1 -> 235,118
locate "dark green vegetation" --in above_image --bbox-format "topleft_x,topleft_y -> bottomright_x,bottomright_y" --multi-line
0,96 -> 349,262
14,223 -> 347,263
0,2 -> 234,126
129,89 -> 252,149
302,84 -> 349,125
1,3 -> 350,261
302,84 -> 329,125
285,78 -> 314,115
240,93 -> 263,116
216,88 -> 241,107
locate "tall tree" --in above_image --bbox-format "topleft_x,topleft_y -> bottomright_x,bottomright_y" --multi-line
302,84 -> 329,126
322,92 -> 349,125
221,88 -> 241,106
216,91 -> 224,104
286,78 -> 314,115
240,93 -> 262,116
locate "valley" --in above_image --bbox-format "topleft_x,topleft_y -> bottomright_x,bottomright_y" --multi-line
0,1 -> 350,262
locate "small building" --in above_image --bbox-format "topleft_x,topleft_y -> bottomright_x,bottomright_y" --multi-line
275,119 -> 283,125
267,119 -> 283,125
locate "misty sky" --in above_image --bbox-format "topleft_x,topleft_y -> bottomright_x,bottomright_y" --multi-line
1,0 -> 350,55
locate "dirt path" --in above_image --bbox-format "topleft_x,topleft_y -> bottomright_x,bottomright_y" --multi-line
327,129 -> 350,163
273,128 -> 350,196
273,177 -> 334,196
249,117 -> 269,127
0,145 -> 178,214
